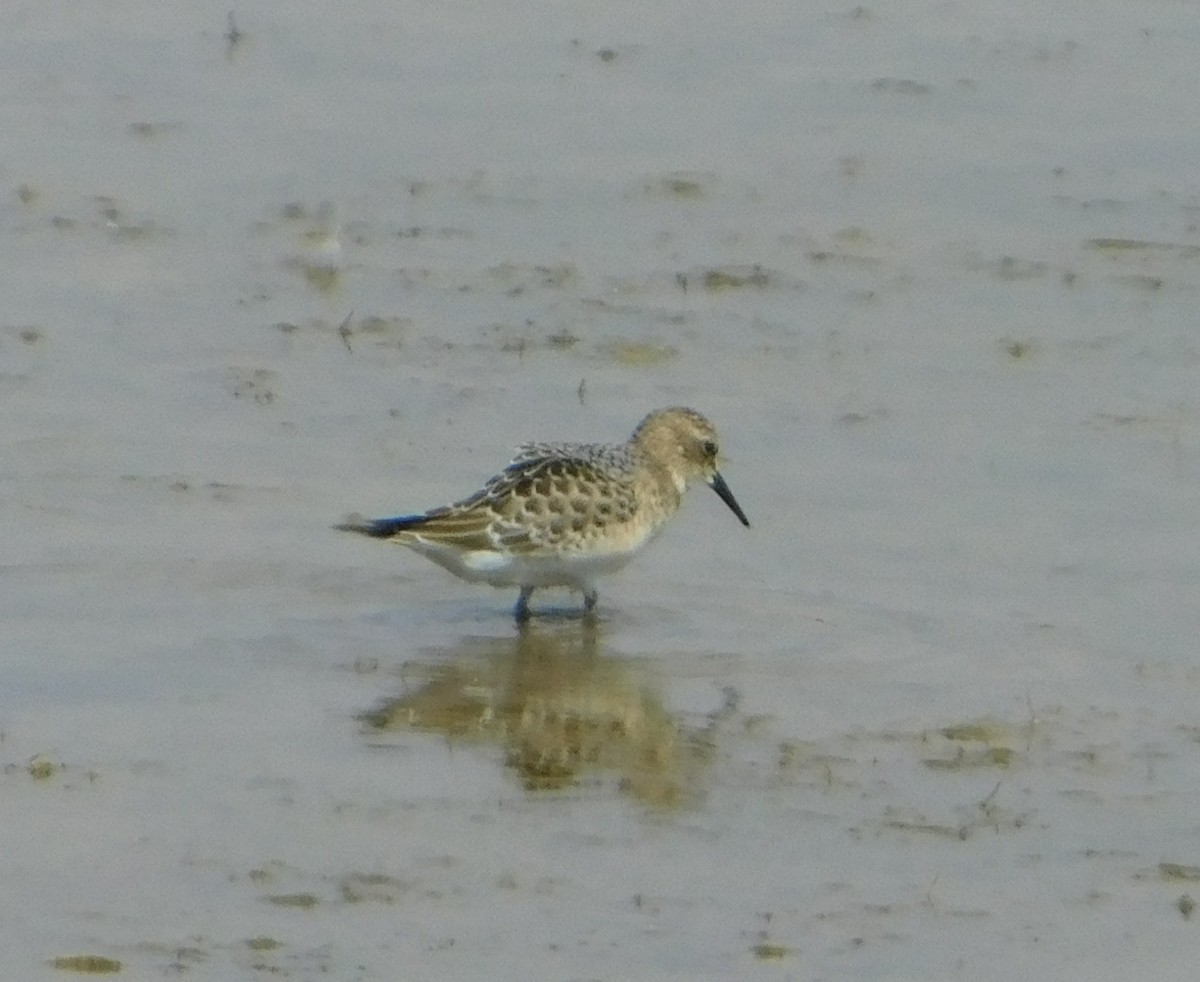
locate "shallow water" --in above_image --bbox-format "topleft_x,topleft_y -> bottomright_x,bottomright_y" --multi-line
4,1 -> 1200,977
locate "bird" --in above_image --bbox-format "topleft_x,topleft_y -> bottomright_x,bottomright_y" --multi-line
335,406 -> 750,620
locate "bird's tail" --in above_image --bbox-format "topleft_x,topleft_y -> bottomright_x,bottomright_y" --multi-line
334,513 -> 431,538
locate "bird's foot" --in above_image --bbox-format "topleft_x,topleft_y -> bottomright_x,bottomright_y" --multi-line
514,586 -> 534,622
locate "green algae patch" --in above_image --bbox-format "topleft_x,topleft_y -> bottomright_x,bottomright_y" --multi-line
50,955 -> 122,973
1085,238 -> 1200,258
301,263 -> 340,293
642,173 -> 713,199
881,818 -> 968,839
28,754 -> 60,780
941,720 -> 1015,743
702,265 -> 770,291
925,719 -> 1020,770
1001,338 -> 1036,360
546,328 -> 580,350
924,746 -> 1015,770
245,937 -> 281,952
265,892 -> 320,909
1159,862 -> 1200,882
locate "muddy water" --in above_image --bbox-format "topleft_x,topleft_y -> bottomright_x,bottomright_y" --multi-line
4,1 -> 1200,978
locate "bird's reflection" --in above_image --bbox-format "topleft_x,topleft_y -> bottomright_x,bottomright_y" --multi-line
360,619 -> 708,807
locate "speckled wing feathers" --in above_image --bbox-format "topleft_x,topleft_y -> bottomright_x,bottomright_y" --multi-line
406,444 -> 642,554
392,502 -> 501,552
506,441 -> 634,474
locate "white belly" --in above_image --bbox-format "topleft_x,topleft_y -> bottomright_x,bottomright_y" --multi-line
404,540 -> 643,591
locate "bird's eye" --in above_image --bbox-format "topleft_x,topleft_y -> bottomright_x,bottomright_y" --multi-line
702,440 -> 718,458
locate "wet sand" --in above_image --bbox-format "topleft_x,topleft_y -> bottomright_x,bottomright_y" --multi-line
4,1 -> 1200,977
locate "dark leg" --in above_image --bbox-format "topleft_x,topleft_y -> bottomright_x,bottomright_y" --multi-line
583,588 -> 598,616
515,586 -> 534,622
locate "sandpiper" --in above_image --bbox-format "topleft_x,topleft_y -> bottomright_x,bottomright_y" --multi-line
336,406 -> 749,619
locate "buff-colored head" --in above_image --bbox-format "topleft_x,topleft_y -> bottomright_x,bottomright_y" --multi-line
631,407 -> 750,526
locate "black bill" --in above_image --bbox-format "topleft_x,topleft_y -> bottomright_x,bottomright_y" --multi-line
708,471 -> 750,527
